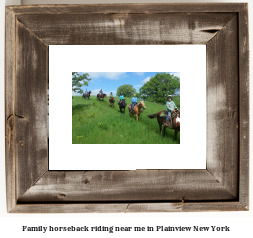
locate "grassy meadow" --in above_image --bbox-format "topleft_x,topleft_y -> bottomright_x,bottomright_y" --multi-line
72,95 -> 180,144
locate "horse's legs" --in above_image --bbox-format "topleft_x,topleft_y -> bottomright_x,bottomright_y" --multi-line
175,129 -> 179,140
158,118 -> 162,134
163,125 -> 166,136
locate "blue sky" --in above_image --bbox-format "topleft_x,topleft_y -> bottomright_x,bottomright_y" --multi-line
72,72 -> 180,96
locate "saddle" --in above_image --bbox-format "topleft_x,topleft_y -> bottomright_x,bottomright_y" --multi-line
160,110 -> 168,119
163,111 -> 178,128
128,103 -> 137,109
118,99 -> 126,106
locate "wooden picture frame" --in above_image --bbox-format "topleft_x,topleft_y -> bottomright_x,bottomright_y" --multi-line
5,3 -> 249,213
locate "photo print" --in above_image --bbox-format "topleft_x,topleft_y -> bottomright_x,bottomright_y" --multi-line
72,72 -> 180,144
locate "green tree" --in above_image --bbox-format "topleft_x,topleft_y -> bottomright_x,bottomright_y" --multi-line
135,92 -> 141,98
116,84 -> 136,97
139,73 -> 180,104
72,72 -> 91,94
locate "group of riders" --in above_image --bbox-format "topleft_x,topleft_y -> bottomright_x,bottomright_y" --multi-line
117,92 -> 138,115
91,88 -> 178,127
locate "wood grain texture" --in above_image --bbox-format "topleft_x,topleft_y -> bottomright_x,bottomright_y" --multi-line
5,7 -> 16,212
5,3 -> 249,213
7,3 -> 246,15
18,170 -> 236,202
206,16 -> 239,198
10,202 -> 247,213
16,13 -> 235,45
125,202 -> 248,213
238,4 -> 249,209
15,20 -> 48,200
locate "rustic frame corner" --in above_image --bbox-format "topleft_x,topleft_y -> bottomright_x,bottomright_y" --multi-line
5,3 -> 249,213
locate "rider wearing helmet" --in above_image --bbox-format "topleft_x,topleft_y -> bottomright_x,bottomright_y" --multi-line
119,92 -> 124,100
165,95 -> 177,127
99,89 -> 103,96
118,92 -> 124,106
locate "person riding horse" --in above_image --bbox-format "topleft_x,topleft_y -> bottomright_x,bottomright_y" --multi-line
118,92 -> 124,106
165,95 -> 178,127
109,92 -> 114,103
129,94 -> 138,115
99,89 -> 103,97
85,88 -> 88,94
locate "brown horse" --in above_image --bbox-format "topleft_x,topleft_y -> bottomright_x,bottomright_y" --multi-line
128,101 -> 146,121
82,91 -> 91,99
109,97 -> 115,107
97,93 -> 107,100
147,109 -> 180,140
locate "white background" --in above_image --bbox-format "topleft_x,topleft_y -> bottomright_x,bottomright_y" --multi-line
49,45 -> 206,170
0,0 -> 252,237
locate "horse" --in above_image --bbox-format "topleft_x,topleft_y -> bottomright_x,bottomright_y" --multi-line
109,97 -> 115,107
97,93 -> 107,100
118,99 -> 127,113
147,109 -> 180,140
82,91 -> 91,100
128,101 -> 146,121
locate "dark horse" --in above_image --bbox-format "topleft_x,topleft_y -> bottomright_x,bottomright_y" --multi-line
109,97 -> 115,108
82,91 -> 91,100
118,99 -> 127,113
147,109 -> 180,140
97,93 -> 107,101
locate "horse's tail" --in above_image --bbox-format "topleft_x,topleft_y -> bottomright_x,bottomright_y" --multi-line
147,110 -> 164,119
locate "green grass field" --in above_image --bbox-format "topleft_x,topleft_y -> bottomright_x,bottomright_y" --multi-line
72,95 -> 180,144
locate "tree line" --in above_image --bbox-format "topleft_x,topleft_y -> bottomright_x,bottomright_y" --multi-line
117,73 -> 180,104
72,72 -> 180,105
72,72 -> 91,94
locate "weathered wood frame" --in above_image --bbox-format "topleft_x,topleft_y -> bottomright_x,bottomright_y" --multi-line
5,4 -> 249,213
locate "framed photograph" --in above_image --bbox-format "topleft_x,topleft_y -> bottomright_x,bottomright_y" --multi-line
5,3 -> 249,212
49,45 -> 206,171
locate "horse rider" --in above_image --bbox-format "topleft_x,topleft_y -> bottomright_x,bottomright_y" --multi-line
99,89 -> 103,97
85,88 -> 88,94
119,92 -> 124,101
129,93 -> 138,115
110,92 -> 113,102
118,92 -> 124,106
165,95 -> 177,127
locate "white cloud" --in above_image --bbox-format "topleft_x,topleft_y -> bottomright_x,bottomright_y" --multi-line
72,91 -> 82,96
169,72 -> 180,78
88,72 -> 126,80
90,89 -> 101,95
142,77 -> 151,83
133,85 -> 142,88
89,80 -> 99,85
